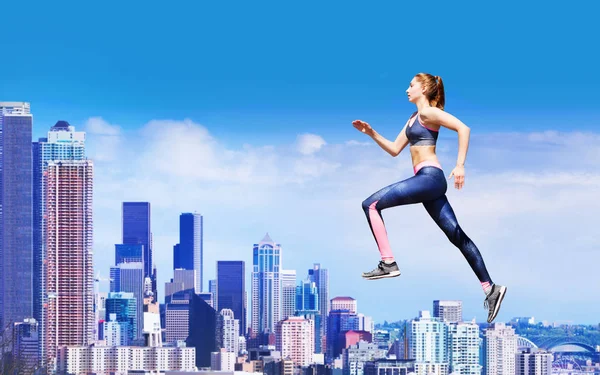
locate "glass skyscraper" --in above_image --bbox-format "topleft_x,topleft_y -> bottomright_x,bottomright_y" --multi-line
308,263 -> 329,353
0,102 -> 33,331
105,292 -> 137,344
122,202 -> 154,296
115,244 -> 144,265
217,261 -> 246,335
174,212 -> 203,293
251,233 -> 281,335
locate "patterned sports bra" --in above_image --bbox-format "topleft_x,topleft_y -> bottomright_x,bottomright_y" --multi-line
405,112 -> 439,146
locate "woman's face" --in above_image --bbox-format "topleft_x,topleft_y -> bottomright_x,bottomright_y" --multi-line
406,77 -> 424,103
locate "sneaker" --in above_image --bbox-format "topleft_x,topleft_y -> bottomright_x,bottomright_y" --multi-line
484,284 -> 507,323
362,260 -> 401,280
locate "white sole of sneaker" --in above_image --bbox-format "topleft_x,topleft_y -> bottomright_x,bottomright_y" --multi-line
362,270 -> 401,280
488,286 -> 507,323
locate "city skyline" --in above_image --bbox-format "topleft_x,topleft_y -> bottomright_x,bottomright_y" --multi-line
1,2 -> 599,327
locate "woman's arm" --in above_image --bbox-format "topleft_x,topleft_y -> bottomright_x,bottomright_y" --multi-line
352,120 -> 410,157
419,107 -> 470,167
419,107 -> 470,189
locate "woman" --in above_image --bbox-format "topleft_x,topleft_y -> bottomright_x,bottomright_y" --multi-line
352,73 -> 506,323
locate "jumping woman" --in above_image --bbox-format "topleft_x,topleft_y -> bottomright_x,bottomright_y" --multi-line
352,73 -> 507,323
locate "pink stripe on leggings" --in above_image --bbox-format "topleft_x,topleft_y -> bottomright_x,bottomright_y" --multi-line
369,200 -> 394,260
413,160 -> 442,174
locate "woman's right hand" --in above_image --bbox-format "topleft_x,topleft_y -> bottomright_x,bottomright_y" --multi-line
352,120 -> 374,136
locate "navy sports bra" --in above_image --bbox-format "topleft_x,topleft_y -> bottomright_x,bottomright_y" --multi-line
406,112 -> 439,146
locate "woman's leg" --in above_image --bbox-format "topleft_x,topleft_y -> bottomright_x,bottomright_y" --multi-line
361,168 -> 446,264
422,194 -> 493,287
422,194 -> 507,323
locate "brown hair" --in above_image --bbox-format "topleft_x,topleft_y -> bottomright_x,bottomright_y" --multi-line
415,73 -> 445,110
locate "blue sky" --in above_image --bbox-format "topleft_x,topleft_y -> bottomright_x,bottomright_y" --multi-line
2,2 -> 599,324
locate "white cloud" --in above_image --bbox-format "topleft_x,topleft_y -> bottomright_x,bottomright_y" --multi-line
89,118 -> 600,324
296,133 -> 326,155
85,117 -> 121,136
84,117 -> 122,162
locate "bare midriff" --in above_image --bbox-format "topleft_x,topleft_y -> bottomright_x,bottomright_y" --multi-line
410,145 -> 442,174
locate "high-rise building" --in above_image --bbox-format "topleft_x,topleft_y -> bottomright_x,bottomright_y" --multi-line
105,292 -> 137,345
356,314 -> 374,334
12,318 -> 39,374
165,302 -> 190,344
327,309 -> 359,362
211,348 -> 236,371
433,300 -> 463,323
448,321 -> 481,375
308,264 -> 328,354
295,278 -> 320,360
408,311 -> 449,375
102,313 -> 127,346
251,233 -> 281,335
110,262 -> 144,340
209,279 -> 217,309
219,309 -> 240,354
515,348 -> 553,375
483,323 -> 517,375
281,270 -> 297,320
164,268 -> 196,303
114,244 -> 144,265
122,202 -> 154,296
32,120 -> 86,362
217,261 -> 246,335
174,212 -> 203,293
276,316 -> 315,367
187,293 -> 218,369
296,279 -> 319,313
0,102 -> 33,332
342,341 -> 389,375
331,297 -> 357,314
45,160 -> 94,366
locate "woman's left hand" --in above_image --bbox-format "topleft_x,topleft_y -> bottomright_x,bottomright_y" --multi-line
449,165 -> 465,190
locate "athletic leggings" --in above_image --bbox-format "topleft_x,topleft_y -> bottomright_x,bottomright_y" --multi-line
361,164 -> 492,284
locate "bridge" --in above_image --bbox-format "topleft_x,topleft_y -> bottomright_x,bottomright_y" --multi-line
522,336 -> 600,362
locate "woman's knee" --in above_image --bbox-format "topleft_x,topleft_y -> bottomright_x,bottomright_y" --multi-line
362,198 -> 373,212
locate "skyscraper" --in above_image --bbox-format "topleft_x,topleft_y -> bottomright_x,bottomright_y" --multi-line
281,270 -> 296,320
251,233 -> 281,335
218,309 -> 240,354
448,321 -> 481,375
45,160 -> 94,366
174,212 -> 203,293
114,244 -> 144,265
165,268 -> 196,303
104,292 -> 137,345
308,263 -> 329,353
276,317 -> 314,367
483,323 -> 517,375
409,310 -> 449,375
296,279 -> 319,313
295,278 -> 320,355
122,202 -> 154,295
110,262 -> 144,340
327,309 -> 359,362
0,102 -> 33,332
515,348 -> 553,375
32,120 -> 86,362
331,296 -> 356,314
433,300 -> 463,323
217,261 -> 246,335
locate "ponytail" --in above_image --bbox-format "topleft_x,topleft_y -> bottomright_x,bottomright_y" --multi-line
432,75 -> 445,111
415,73 -> 446,111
